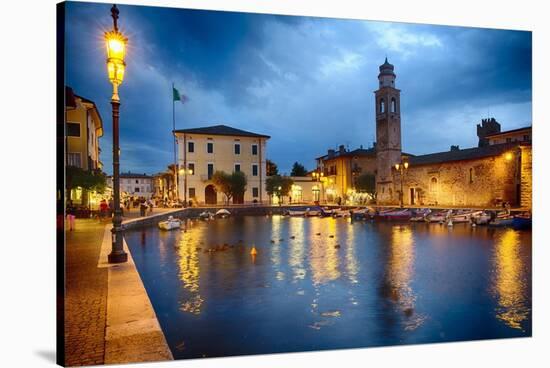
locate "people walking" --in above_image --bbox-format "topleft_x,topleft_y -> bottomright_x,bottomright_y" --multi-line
66,201 -> 76,231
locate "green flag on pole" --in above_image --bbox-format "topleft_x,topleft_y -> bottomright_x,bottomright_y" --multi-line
173,86 -> 189,104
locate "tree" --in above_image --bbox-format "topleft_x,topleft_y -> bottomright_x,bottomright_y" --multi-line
66,166 -> 108,206
355,173 -> 377,201
266,159 -> 279,176
212,170 -> 248,205
212,171 -> 233,204
290,162 -> 308,176
265,175 -> 294,204
230,171 -> 247,203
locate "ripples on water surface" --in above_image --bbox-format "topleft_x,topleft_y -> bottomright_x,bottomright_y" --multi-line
125,216 -> 531,359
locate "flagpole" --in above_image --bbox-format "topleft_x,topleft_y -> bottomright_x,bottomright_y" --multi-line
172,82 -> 178,202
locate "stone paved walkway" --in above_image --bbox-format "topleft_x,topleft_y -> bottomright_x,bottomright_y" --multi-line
64,219 -> 110,366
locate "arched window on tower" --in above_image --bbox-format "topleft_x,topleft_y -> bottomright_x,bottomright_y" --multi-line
391,98 -> 397,113
380,99 -> 385,113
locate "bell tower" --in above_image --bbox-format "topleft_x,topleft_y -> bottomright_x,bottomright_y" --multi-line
375,58 -> 402,204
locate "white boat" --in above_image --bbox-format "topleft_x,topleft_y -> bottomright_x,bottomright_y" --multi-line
199,211 -> 214,220
158,216 -> 182,230
426,209 -> 452,223
332,209 -> 351,218
215,209 -> 231,218
288,209 -> 308,217
306,209 -> 321,217
472,211 -> 492,225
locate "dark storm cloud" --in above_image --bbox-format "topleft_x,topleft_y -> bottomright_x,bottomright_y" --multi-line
65,1 -> 532,174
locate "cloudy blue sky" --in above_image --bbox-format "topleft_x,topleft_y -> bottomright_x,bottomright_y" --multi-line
65,1 -> 532,175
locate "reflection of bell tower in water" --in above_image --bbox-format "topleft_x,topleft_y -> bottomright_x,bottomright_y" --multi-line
375,58 -> 402,204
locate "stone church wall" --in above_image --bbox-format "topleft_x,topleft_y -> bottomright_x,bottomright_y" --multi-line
395,151 -> 522,207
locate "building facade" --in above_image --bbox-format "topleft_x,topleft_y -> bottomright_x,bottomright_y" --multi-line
371,60 -> 532,208
375,58 -> 403,204
65,87 -> 103,171
315,145 -> 377,203
174,125 -> 270,205
108,172 -> 154,198
65,87 -> 104,208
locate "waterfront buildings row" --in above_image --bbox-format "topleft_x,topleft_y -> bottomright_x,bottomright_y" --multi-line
64,86 -> 105,208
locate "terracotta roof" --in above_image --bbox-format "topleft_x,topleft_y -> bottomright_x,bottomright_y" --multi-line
409,142 -> 525,166
173,124 -> 270,138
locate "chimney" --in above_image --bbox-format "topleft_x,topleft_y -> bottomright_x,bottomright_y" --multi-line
360,144 -> 363,149
450,145 -> 460,151
328,149 -> 335,158
339,144 -> 346,153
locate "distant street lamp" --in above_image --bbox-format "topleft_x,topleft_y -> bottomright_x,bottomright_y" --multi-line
311,170 -> 325,203
105,4 -> 128,263
178,166 -> 193,206
393,159 -> 409,208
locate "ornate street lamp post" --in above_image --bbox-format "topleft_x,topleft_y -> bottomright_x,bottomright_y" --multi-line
105,4 -> 128,263
393,159 -> 409,208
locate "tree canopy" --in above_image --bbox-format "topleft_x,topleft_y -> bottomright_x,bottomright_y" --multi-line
265,175 -> 294,201
290,162 -> 308,176
66,166 -> 107,193
212,170 -> 247,204
266,159 -> 279,176
355,172 -> 376,200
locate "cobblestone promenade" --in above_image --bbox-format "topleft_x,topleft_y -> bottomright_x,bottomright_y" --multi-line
64,219 -> 109,366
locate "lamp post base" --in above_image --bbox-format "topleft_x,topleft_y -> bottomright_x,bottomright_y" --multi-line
108,251 -> 128,263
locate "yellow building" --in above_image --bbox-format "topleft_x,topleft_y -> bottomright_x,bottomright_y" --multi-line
65,87 -> 103,171
65,87 -> 104,207
174,125 -> 270,205
315,145 -> 378,203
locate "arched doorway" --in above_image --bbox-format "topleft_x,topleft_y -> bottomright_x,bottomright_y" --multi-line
205,185 -> 217,205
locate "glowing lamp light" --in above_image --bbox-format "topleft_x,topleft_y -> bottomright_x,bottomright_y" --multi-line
395,163 -> 400,171
105,30 -> 128,100
404,161 -> 409,169
505,152 -> 514,161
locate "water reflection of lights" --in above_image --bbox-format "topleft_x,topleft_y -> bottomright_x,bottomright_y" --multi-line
493,229 -> 530,330
289,217 -> 306,281
177,222 -> 205,315
309,218 -> 341,285
387,225 -> 425,330
345,223 -> 359,284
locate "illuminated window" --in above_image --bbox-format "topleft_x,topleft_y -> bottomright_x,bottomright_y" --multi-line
188,163 -> 195,175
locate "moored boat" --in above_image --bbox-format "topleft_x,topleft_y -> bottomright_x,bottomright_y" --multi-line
215,209 -> 231,218
158,216 -> 182,230
199,211 -> 215,220
375,209 -> 412,221
512,214 -> 532,230
287,209 -> 308,217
